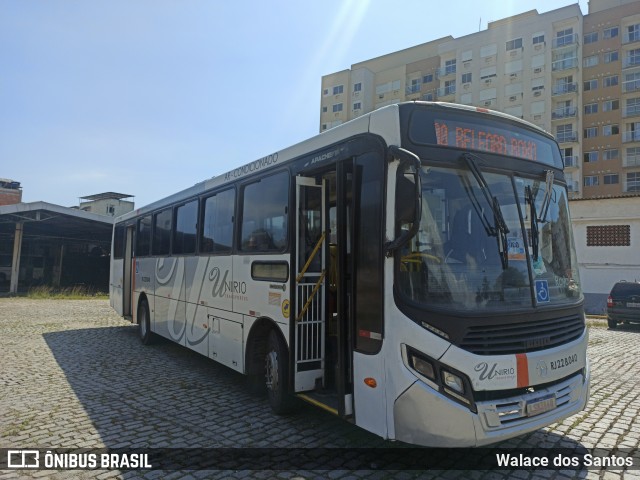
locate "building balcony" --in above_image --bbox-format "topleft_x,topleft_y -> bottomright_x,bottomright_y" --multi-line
406,84 -> 422,95
556,131 -> 578,143
552,34 -> 579,49
436,85 -> 456,98
622,131 -> 640,143
623,106 -> 640,118
622,78 -> 640,94
623,30 -> 640,44
623,154 -> 640,167
563,155 -> 578,167
552,106 -> 577,120
567,180 -> 580,193
552,57 -> 579,71
624,181 -> 640,193
623,57 -> 640,69
552,82 -> 578,95
436,66 -> 456,79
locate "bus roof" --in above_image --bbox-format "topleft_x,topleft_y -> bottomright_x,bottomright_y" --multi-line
115,101 -> 551,223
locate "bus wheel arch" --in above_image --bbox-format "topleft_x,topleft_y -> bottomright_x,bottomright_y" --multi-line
245,317 -> 279,394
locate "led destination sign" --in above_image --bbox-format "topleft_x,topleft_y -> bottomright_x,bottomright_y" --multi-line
434,119 -> 546,161
408,108 -> 563,168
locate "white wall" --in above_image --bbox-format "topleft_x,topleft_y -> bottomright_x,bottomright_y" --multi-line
569,196 -> 640,313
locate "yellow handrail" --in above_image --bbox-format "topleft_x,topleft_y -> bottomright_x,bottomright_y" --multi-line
296,231 -> 326,283
296,270 -> 326,322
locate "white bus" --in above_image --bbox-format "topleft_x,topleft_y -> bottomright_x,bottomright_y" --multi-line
109,102 -> 589,447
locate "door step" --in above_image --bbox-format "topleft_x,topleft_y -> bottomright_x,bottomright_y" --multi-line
297,392 -> 339,416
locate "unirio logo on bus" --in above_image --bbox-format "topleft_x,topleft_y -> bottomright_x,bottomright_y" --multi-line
208,267 -> 247,299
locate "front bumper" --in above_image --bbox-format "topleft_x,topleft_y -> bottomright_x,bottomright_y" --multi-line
393,360 -> 590,447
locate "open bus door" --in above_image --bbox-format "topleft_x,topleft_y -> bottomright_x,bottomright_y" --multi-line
123,226 -> 134,319
294,176 -> 326,392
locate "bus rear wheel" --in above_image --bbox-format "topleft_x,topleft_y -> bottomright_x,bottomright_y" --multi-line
138,298 -> 155,345
265,329 -> 295,414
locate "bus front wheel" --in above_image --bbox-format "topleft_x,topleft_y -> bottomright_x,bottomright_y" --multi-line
265,329 -> 295,414
138,298 -> 155,345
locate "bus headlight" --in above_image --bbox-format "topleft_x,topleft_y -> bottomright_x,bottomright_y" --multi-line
442,370 -> 465,394
408,351 -> 436,381
404,345 -> 476,413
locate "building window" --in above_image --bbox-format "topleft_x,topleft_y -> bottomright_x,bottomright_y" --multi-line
333,85 -> 344,95
584,32 -> 598,44
604,75 -> 619,88
627,24 -> 640,43
332,103 -> 343,113
584,151 -> 598,163
322,106 -> 327,113
603,124 -> 620,136
587,225 -> 630,246
354,82 -> 362,92
584,103 -> 598,114
626,97 -> 640,116
604,51 -> 619,63
584,175 -> 599,187
604,174 -> 619,185
323,89 -> 329,95
603,99 -> 619,111
445,59 -> 456,75
584,127 -> 598,138
603,148 -> 619,160
604,26 -> 619,39
583,55 -> 599,68
506,38 -> 523,50
627,172 -> 640,192
353,102 -> 361,110
423,74 -> 433,83
584,79 -> 598,91
136,216 -> 152,257
461,72 -> 472,84
533,34 -> 545,45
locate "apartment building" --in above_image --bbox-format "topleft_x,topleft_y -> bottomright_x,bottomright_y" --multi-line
320,0 -> 640,201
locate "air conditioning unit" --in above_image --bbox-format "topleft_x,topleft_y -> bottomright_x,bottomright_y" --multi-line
510,50 -> 518,57
534,115 -> 542,120
485,79 -> 492,84
534,67 -> 542,74
534,90 -> 542,96
535,44 -> 543,50
509,95 -> 517,101
484,100 -> 492,106
510,73 -> 518,78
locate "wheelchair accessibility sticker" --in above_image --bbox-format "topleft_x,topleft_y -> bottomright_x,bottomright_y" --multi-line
535,279 -> 550,303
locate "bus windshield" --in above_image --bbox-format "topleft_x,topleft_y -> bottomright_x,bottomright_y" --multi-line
397,162 -> 582,312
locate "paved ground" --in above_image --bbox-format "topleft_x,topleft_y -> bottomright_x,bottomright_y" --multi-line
0,298 -> 638,479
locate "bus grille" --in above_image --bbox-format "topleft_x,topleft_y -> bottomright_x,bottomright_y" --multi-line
460,314 -> 585,355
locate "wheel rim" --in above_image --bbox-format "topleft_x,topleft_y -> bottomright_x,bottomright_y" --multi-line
265,351 -> 278,391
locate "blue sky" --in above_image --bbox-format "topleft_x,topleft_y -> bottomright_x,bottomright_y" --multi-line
1,0 -> 588,209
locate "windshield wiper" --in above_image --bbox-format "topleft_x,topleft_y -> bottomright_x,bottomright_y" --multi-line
539,170 -> 554,222
526,185 -> 539,261
460,153 -> 510,269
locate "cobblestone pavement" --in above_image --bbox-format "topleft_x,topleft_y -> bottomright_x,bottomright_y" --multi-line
0,298 -> 639,479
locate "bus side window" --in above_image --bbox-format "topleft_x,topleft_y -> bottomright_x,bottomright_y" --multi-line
239,171 -> 289,253
136,216 -> 152,257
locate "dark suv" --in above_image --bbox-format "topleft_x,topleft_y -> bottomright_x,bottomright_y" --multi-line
607,281 -> 640,329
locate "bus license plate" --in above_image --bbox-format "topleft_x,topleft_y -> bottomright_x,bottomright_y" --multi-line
526,394 -> 556,417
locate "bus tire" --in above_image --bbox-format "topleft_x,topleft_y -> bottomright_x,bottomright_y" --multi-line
607,318 -> 617,329
138,297 -> 155,345
265,329 -> 295,414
